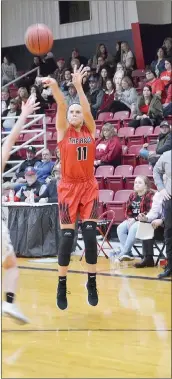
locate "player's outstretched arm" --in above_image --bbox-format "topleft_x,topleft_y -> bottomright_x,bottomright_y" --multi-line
2,97 -> 40,173
41,77 -> 68,140
71,65 -> 96,137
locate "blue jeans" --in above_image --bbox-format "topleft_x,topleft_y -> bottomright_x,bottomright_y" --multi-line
139,148 -> 149,160
117,220 -> 139,254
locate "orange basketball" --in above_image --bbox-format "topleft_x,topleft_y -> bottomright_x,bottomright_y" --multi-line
25,24 -> 53,56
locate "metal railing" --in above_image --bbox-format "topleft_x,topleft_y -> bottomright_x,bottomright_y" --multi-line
2,113 -> 47,178
2,66 -> 40,89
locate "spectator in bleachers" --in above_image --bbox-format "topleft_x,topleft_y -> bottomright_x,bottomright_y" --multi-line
135,191 -> 164,268
86,75 -> 104,119
145,68 -> 165,101
2,99 -> 21,132
60,69 -> 72,94
30,85 -> 48,113
113,41 -> 122,66
65,83 -> 80,107
68,48 -> 88,67
117,176 -> 154,261
92,44 -> 114,70
16,87 -> 29,108
34,149 -> 54,184
94,123 -> 122,168
97,79 -> 115,114
150,47 -> 166,77
1,88 -> 11,113
98,67 -> 111,90
14,167 -> 46,202
121,42 -> 135,73
129,85 -> 163,128
82,66 -> 92,94
70,58 -> 80,72
107,76 -> 137,114
13,146 -> 40,184
139,121 -> 172,165
163,83 -> 172,117
1,55 -> 17,86
162,37 -> 172,59
35,169 -> 58,204
153,150 -> 172,278
53,57 -> 66,86
160,58 -> 172,87
41,52 -> 57,76
47,147 -> 61,182
113,63 -> 125,87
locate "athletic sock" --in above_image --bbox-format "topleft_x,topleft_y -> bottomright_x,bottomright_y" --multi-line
58,276 -> 67,284
5,292 -> 15,304
88,273 -> 96,283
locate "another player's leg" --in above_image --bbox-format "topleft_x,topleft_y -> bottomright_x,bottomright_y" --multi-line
57,223 -> 75,310
2,254 -> 29,324
82,220 -> 98,306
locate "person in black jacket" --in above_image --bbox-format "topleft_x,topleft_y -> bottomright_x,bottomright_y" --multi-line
139,121 -> 172,165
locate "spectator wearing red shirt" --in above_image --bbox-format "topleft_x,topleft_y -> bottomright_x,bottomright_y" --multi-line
117,176 -> 154,261
98,79 -> 115,114
95,122 -> 122,168
145,68 -> 165,102
160,59 -> 172,87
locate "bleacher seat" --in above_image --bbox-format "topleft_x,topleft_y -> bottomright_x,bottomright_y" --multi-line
106,165 -> 133,193
113,111 -> 130,121
125,164 -> 156,190
106,190 -> 132,224
97,112 -> 113,122
134,164 -> 153,176
122,144 -> 143,167
98,189 -> 114,214
95,175 -> 105,190
95,129 -> 100,139
115,165 -> 133,176
96,165 -> 114,177
95,121 -> 103,130
147,126 -> 160,144
118,127 -> 134,144
127,126 -> 154,146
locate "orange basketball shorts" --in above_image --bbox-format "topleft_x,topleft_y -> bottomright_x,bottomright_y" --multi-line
58,178 -> 99,224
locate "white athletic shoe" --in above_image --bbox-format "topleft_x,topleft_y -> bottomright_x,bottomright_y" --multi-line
2,301 -> 29,324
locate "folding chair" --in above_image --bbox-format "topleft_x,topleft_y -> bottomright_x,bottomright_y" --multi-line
79,210 -> 115,261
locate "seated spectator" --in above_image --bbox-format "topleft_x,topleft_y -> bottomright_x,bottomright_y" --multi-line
68,48 -> 88,67
70,58 -> 80,72
129,85 -> 163,128
150,47 -> 166,77
2,99 -> 21,132
95,56 -> 107,75
95,123 -> 122,168
98,67 -> 111,90
1,55 -> 17,86
14,167 -> 46,202
86,76 -> 104,119
16,87 -> 29,108
41,52 -> 57,76
98,79 -> 115,114
34,149 -> 54,184
53,57 -> 66,86
139,121 -> 172,165
82,66 -> 92,94
92,43 -> 114,70
121,41 -> 135,73
135,191 -> 164,268
65,83 -> 80,107
113,62 -> 125,87
162,37 -> 172,59
160,58 -> 172,87
108,76 -> 138,114
35,171 -> 58,204
163,83 -> 172,117
1,88 -> 11,113
30,85 -> 48,113
113,41 -> 122,66
13,146 -> 40,183
60,69 -> 72,94
145,68 -> 165,101
117,176 -> 154,261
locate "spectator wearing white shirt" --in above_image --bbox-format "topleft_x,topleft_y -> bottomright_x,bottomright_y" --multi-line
121,42 -> 135,72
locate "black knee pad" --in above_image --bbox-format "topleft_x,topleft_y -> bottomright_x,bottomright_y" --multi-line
58,229 -> 75,266
82,221 -> 97,264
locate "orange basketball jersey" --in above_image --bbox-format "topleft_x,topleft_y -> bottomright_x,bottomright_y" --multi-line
58,125 -> 95,182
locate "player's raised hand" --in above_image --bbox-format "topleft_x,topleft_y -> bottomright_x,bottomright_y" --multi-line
71,65 -> 87,88
21,96 -> 40,117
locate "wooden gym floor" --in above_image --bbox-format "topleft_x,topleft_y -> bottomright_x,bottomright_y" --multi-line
2,257 -> 171,378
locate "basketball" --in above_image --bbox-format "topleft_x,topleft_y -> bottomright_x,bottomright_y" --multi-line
25,23 -> 53,56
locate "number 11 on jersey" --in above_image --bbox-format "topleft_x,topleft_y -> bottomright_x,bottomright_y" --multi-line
77,146 -> 88,161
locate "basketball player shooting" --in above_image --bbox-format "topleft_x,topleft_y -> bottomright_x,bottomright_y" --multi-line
41,65 -> 99,310
2,97 -> 40,323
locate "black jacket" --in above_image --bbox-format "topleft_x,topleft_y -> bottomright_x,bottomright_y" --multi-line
156,132 -> 172,155
35,179 -> 58,203
16,158 -> 40,178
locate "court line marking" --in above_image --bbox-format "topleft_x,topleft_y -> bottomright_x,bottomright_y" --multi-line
2,328 -> 172,333
18,265 -> 171,282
